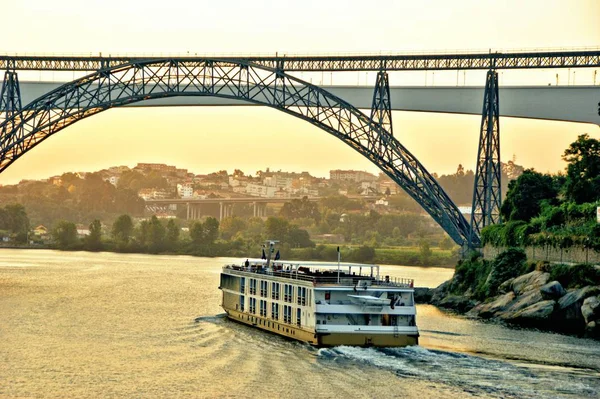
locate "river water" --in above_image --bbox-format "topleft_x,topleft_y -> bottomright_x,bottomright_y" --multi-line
1,249 -> 599,398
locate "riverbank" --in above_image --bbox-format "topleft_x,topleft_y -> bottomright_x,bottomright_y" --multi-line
0,242 -> 457,267
415,248 -> 600,339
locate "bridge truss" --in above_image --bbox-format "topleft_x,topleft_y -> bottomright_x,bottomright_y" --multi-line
0,59 -> 475,246
1,49 -> 600,71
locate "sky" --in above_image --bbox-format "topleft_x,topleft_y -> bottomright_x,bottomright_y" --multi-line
1,0 -> 599,184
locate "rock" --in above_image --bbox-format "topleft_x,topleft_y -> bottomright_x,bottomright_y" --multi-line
511,271 -> 550,295
430,280 -> 451,305
414,287 -> 433,304
506,300 -> 556,327
502,290 -> 544,316
471,292 -> 515,319
555,286 -> 600,332
437,294 -> 478,313
581,296 -> 600,324
540,281 -> 566,300
498,278 -> 514,294
586,321 -> 599,338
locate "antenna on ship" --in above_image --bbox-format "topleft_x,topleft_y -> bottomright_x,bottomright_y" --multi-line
265,240 -> 279,269
337,246 -> 341,283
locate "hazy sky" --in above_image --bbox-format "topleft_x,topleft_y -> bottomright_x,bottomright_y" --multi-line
1,0 -> 599,184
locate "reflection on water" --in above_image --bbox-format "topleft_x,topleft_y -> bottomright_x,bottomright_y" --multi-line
1,249 -> 599,398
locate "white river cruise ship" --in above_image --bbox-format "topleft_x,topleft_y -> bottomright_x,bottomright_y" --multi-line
219,242 -> 419,347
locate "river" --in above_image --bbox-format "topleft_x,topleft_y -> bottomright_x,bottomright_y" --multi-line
1,249 -> 599,398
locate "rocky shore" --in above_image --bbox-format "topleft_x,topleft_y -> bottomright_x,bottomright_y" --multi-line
415,250 -> 600,339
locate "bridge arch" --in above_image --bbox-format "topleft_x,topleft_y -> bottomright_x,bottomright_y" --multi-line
0,59 -> 475,245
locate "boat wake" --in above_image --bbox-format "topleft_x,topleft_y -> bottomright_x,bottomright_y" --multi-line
318,345 -> 599,399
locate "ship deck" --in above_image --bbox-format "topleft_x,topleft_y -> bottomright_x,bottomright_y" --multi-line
223,261 -> 413,288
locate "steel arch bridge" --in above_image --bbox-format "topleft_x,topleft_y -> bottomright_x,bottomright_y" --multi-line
0,58 -> 475,246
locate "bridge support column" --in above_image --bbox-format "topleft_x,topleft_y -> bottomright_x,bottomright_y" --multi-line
219,202 -> 223,221
469,69 -> 502,248
1,70 -> 22,137
186,203 -> 190,220
370,70 -> 394,155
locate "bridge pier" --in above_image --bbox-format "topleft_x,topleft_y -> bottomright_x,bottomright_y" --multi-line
1,70 -> 22,131
469,69 -> 502,248
370,70 -> 394,156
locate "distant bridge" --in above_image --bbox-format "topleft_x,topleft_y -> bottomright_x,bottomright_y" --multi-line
145,196 -> 379,221
17,82 -> 600,126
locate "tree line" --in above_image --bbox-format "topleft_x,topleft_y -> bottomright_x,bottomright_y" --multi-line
482,134 -> 600,251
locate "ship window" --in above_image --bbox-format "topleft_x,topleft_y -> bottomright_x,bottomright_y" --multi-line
249,297 -> 256,314
296,308 -> 301,326
239,295 -> 245,312
297,287 -> 307,306
271,303 -> 279,320
283,305 -> 292,323
271,282 -> 280,300
260,280 -> 268,297
260,299 -> 267,317
249,279 -> 257,295
240,277 -> 246,293
325,291 -> 330,301
284,284 -> 292,302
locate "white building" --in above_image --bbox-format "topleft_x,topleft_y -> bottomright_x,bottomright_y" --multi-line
246,183 -> 277,198
177,183 -> 194,198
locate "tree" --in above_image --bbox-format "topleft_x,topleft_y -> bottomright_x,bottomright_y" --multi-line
112,214 -> 134,246
148,215 -> 166,253
203,217 -> 220,244
265,217 -> 290,240
52,220 -> 78,249
2,204 -> 29,234
419,240 -> 432,264
220,216 -> 247,240
279,197 -> 321,222
85,219 -> 103,251
500,169 -> 558,222
286,226 -> 314,248
190,221 -> 205,244
165,219 -> 180,250
562,133 -> 600,204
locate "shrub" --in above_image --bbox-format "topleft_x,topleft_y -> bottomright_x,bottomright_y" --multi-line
549,263 -> 600,289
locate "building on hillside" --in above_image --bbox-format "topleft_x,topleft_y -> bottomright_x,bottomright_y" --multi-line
76,225 -> 91,237
177,183 -> 194,198
33,225 -> 48,236
135,163 -> 177,173
138,188 -> 172,200
245,183 -> 277,198
108,165 -> 130,174
330,169 -> 377,182
378,180 -> 401,195
48,176 -> 63,186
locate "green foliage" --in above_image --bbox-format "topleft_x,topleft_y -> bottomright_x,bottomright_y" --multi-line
486,248 -> 527,297
562,133 -> 600,204
52,220 -> 78,249
279,196 -> 321,222
165,219 -> 180,250
451,252 -> 492,298
351,245 -> 376,263
219,216 -> 247,240
419,240 -> 432,263
112,214 -> 133,247
84,219 -> 103,251
0,203 -> 29,234
549,263 -> 600,289
501,169 -> 558,222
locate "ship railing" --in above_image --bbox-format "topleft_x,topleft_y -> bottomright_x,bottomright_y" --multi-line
223,265 -> 413,288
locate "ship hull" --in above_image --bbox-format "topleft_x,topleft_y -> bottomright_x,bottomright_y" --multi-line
224,307 -> 418,348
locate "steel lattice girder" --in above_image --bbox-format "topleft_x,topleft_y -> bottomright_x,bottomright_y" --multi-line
0,59 -> 474,245
370,70 -> 394,159
1,50 -> 600,71
469,70 -> 502,247
0,71 -> 23,149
